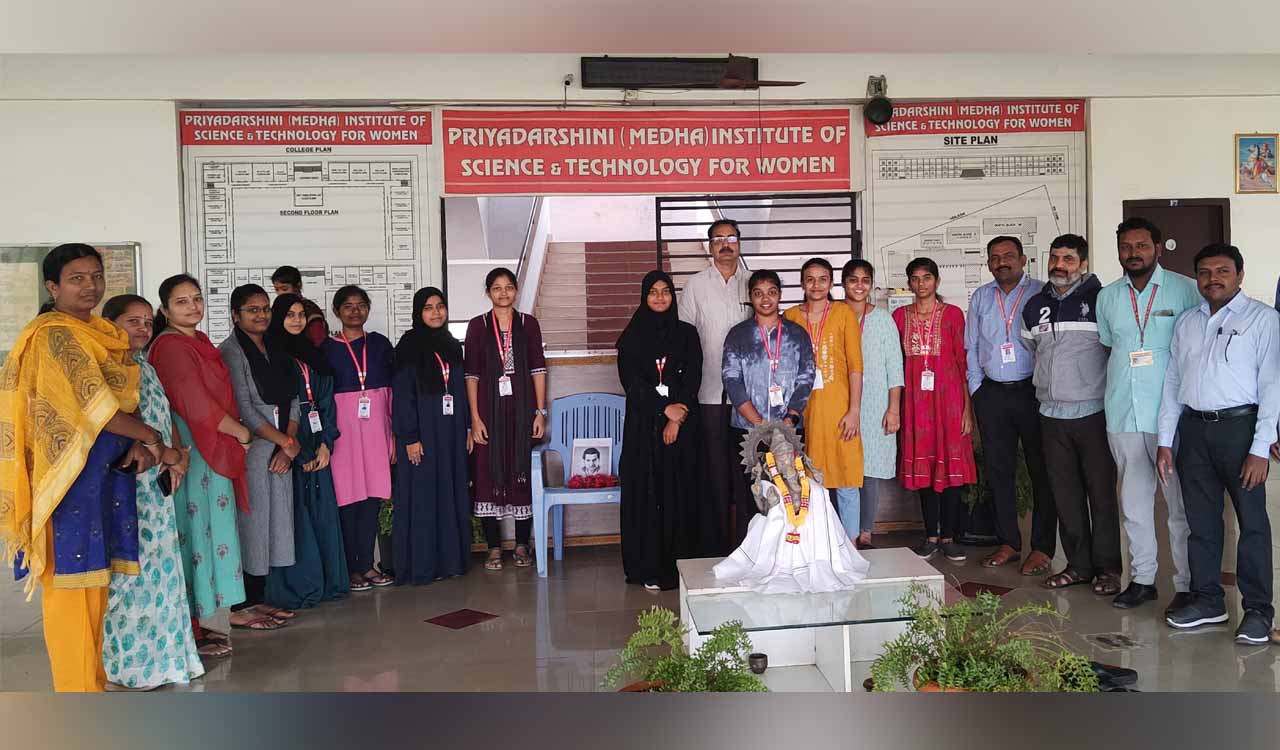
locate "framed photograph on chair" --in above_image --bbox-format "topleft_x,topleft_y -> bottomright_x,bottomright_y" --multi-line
569,438 -> 612,478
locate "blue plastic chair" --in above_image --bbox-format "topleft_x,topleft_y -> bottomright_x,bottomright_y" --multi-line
531,392 -> 625,577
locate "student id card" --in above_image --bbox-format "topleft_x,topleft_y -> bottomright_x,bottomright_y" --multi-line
1000,342 -> 1016,364
498,375 -> 513,397
1129,350 -> 1154,368
768,384 -> 785,408
307,408 -> 323,433
442,394 -> 455,416
357,396 -> 372,420
812,369 -> 825,390
921,369 -> 935,391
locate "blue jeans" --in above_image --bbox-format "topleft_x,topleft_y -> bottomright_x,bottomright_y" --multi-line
834,487 -> 860,541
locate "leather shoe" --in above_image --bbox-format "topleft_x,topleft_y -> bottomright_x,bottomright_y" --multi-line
1164,591 -> 1195,618
1089,661 -> 1138,686
1112,581 -> 1158,609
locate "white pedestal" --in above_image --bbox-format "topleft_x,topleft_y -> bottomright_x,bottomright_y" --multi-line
677,548 -> 944,692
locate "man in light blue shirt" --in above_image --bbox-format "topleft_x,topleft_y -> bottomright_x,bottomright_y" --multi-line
1156,243 -> 1279,645
964,235 -> 1056,574
1096,218 -> 1201,612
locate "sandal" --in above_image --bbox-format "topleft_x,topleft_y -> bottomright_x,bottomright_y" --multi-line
1020,551 -> 1053,577
982,545 -> 1022,568
484,550 -> 503,571
513,545 -> 533,568
201,628 -> 231,645
1041,567 -> 1092,590
350,577 -> 372,591
197,638 -> 233,658
364,572 -> 394,587
1092,572 -> 1122,596
254,605 -> 296,623
230,614 -> 284,631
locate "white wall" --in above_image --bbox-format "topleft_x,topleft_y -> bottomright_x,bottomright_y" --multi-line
545,196 -> 655,243
1090,96 -> 1280,299
0,100 -> 184,295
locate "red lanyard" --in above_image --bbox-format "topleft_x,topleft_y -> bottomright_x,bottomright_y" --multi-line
434,352 -> 450,385
491,312 -> 513,372
910,304 -> 942,369
655,357 -> 667,383
299,360 -> 314,402
804,302 -> 831,356
758,320 -> 783,371
995,280 -> 1030,342
1129,283 -> 1159,349
857,306 -> 870,333
338,332 -> 368,391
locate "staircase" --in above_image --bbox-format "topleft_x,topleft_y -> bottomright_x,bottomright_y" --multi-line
535,241 -> 668,351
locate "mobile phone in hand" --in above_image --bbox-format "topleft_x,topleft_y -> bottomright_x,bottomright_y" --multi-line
156,468 -> 173,496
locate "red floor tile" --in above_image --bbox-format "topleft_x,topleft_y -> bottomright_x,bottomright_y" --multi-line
426,609 -> 499,630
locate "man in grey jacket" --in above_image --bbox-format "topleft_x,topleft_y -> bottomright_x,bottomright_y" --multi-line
1020,234 -> 1122,595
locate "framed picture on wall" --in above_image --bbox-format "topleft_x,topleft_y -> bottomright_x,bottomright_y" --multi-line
1235,133 -> 1278,194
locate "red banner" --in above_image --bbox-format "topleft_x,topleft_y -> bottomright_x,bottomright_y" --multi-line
443,109 -> 852,194
180,110 -> 432,146
865,100 -> 1085,137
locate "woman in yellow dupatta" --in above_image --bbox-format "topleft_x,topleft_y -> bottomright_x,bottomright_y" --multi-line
0,244 -> 184,692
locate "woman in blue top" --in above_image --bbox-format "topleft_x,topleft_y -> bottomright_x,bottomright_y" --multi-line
720,269 -> 815,544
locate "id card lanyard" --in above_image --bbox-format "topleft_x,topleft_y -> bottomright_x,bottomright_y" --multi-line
299,361 -> 323,433
1128,283 -> 1159,368
436,352 -> 455,415
759,320 -> 785,414
492,312 -> 515,397
340,332 -> 372,419
996,280 -> 1029,365
912,304 -> 942,391
805,301 -> 831,390
655,357 -> 669,397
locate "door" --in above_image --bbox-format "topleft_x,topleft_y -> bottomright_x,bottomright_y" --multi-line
1121,199 -> 1230,280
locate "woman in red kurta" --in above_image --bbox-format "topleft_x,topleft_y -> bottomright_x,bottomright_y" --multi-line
892,257 -> 976,563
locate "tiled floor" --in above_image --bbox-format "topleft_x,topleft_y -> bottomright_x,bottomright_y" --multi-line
3,488 -> 1279,692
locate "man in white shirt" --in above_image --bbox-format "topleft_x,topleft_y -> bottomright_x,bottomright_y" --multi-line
1157,244 -> 1279,645
679,219 -> 750,554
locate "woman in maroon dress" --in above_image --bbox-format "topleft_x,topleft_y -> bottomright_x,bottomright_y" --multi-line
464,268 -> 548,570
892,257 -> 976,563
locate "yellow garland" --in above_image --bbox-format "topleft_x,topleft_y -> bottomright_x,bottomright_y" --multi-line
764,452 -> 811,538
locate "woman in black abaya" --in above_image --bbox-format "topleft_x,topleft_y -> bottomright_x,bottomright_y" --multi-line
616,271 -> 704,591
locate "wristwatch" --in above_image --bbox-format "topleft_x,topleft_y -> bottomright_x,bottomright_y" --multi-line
534,408 -> 548,417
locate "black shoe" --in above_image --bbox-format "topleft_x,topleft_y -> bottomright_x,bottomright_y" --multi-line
1112,582 -> 1158,609
940,542 -> 966,562
1166,599 -> 1228,629
1234,609 -> 1273,645
1164,591 -> 1195,618
913,540 -> 938,560
1089,661 -> 1138,686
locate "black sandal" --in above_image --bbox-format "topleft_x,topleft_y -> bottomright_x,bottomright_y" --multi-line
1041,567 -> 1091,589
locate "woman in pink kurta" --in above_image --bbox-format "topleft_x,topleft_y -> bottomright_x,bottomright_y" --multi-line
321,286 -> 395,590
892,257 -> 976,563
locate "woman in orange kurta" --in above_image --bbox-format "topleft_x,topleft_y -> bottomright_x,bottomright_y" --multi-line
784,258 -> 864,542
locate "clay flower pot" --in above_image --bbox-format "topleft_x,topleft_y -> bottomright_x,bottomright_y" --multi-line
913,670 -> 969,693
618,680 -> 665,692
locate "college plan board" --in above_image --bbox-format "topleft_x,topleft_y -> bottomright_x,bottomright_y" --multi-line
863,100 -> 1087,311
180,110 -> 433,343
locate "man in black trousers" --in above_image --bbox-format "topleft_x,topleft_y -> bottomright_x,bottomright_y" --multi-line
1157,244 -> 1279,645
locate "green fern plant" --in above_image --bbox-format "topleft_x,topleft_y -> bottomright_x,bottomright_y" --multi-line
602,606 -> 768,692
870,582 -> 1100,692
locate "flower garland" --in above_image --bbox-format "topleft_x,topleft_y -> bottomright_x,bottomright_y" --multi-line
568,474 -> 618,489
765,452 -> 810,544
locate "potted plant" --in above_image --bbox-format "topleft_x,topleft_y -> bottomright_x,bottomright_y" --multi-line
957,431 -> 1035,544
602,606 -> 768,692
376,499 -> 394,578
870,582 -> 1100,692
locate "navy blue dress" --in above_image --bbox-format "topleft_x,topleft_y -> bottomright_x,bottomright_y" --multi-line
390,355 -> 472,584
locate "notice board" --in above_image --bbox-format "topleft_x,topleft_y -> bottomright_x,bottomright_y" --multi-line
0,242 -> 141,363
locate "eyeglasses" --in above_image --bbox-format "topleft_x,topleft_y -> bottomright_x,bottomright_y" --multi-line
238,306 -> 270,315
710,235 -> 740,244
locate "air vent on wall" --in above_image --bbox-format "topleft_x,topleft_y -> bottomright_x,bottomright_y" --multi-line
580,56 -> 801,90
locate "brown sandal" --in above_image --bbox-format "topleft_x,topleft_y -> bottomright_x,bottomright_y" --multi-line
1092,572 -> 1122,596
982,545 -> 1021,568
1041,567 -> 1091,589
513,544 -> 533,568
1020,551 -> 1053,577
484,549 -> 503,571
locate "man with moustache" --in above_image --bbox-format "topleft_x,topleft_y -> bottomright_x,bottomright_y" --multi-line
964,236 -> 1057,575
679,219 -> 750,554
1096,218 -> 1201,612
1020,234 -> 1122,595
1158,244 -> 1278,644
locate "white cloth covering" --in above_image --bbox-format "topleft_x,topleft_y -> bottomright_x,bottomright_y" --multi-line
713,479 -> 870,594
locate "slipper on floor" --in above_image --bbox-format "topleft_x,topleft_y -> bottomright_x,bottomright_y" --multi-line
197,638 -> 233,659
365,573 -> 394,587
350,579 -> 373,591
231,615 -> 284,631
